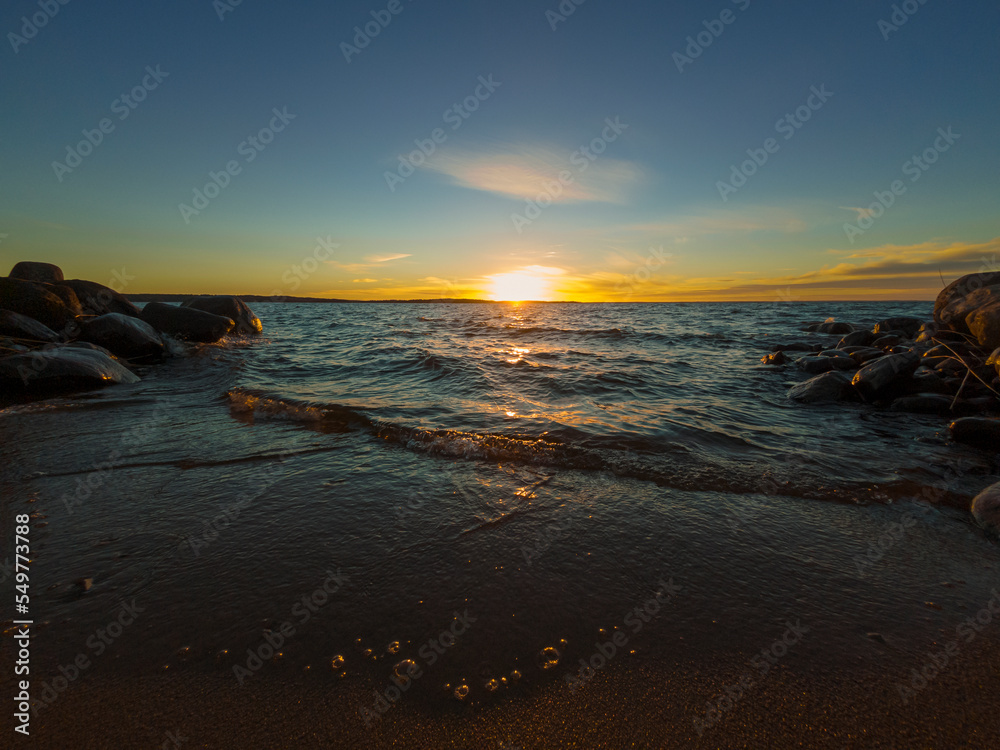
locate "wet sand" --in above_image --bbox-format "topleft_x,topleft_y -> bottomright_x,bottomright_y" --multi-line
15,641 -> 1000,749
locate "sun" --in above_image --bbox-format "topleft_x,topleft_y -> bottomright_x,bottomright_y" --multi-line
487,270 -> 557,301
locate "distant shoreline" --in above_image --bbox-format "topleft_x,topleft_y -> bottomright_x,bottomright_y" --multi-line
127,294 -> 931,304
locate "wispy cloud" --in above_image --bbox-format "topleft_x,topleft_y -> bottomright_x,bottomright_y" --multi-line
423,146 -> 642,203
366,253 -> 412,263
839,206 -> 876,221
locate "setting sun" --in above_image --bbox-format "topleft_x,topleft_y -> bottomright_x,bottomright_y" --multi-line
486,266 -> 563,301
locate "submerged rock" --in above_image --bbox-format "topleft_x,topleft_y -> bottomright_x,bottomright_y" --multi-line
889,394 -> 957,416
971,482 -> 1000,533
8,261 -> 64,284
79,313 -> 165,360
837,330 -> 874,348
814,321 -> 855,335
141,302 -> 234,343
949,417 -> 1000,449
760,351 -> 787,366
797,356 -> 836,375
788,371 -> 854,403
873,317 -> 924,338
0,277 -> 78,331
0,346 -> 139,394
61,279 -> 140,317
0,309 -> 59,342
181,296 -> 261,334
852,351 -> 920,401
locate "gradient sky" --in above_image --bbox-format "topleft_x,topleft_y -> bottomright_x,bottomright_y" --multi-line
1,0 -> 998,301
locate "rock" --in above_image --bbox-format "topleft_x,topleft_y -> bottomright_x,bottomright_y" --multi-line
850,347 -> 886,365
60,279 -> 140,317
938,284 -> 1000,334
788,371 -> 855,403
181,296 -> 261,334
971,482 -> 1000,533
873,317 -> 924,338
140,302 -> 234,343
966,301 -> 1000,350
903,370 -> 953,396
774,343 -> 818,352
8,261 -> 64,284
78,313 -> 165,360
871,334 -> 905,350
889,394 -> 957,416
37,283 -> 84,317
922,344 -> 955,367
949,417 -> 1000,449
0,346 -> 139,394
797,356 -> 835,375
0,310 -> 59,342
934,272 -> 1000,327
0,277 -> 78,331
851,351 -> 920,401
837,330 -> 874,348
814,321 -> 855,335
989,348 -> 1000,378
761,351 -> 787,366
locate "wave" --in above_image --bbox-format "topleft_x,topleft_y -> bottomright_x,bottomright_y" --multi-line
223,388 -> 960,507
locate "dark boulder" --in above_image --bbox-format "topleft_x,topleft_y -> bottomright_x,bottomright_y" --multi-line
851,351 -> 920,401
141,302 -> 234,343
760,351 -> 787,366
989,348 -> 1000,378
8,261 -> 64,284
889,394 -> 957,416
788,371 -> 855,403
0,346 -> 139,395
948,417 -> 1000,449
938,284 -> 1000,333
61,279 -> 140,317
934,272 -> 1000,327
181,296 -> 261,334
774,343 -> 821,352
850,347 -> 886,365
837,330 -> 874,348
797,356 -> 835,375
871,334 -> 905,350
972,482 -> 1000,533
814,321 -> 855,335
966,301 -> 1000,350
873,317 -> 924,338
0,277 -> 77,331
902,370 -> 953,396
78,313 -> 165,360
0,309 -> 59,342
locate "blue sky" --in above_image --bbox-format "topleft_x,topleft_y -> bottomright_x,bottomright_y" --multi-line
1,0 -> 998,300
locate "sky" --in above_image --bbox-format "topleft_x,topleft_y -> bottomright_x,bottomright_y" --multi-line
1,0 -> 998,301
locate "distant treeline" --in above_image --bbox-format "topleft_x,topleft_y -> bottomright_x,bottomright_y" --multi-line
127,294 -> 499,304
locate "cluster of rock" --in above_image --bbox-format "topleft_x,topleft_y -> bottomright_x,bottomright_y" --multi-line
0,261 -> 261,398
762,270 -> 1000,533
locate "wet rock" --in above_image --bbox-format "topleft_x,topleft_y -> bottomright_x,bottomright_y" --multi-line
9,261 -> 64,284
971,482 -> 1000,533
788,371 -> 855,403
60,279 -> 140,317
915,324 -> 938,344
851,351 -> 920,401
140,302 -> 234,343
760,351 -> 787,366
837,330 -> 874,348
889,394 -> 957,416
814,321 -> 855,335
873,317 -> 924,338
934,272 -> 1000,328
949,417 -> 1000,449
922,344 -> 955,367
79,313 -> 165,360
0,346 -> 139,394
966,301 -> 1000,350
872,334 -> 905,350
181,296 -> 261,334
0,277 -> 78,331
774,342 -> 818,352
850,347 -> 886,365
903,370 -> 953,396
961,396 -> 1000,414
38,282 -> 83,316
989,348 -> 1000,378
0,309 -> 59,342
797,356 -> 835,375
